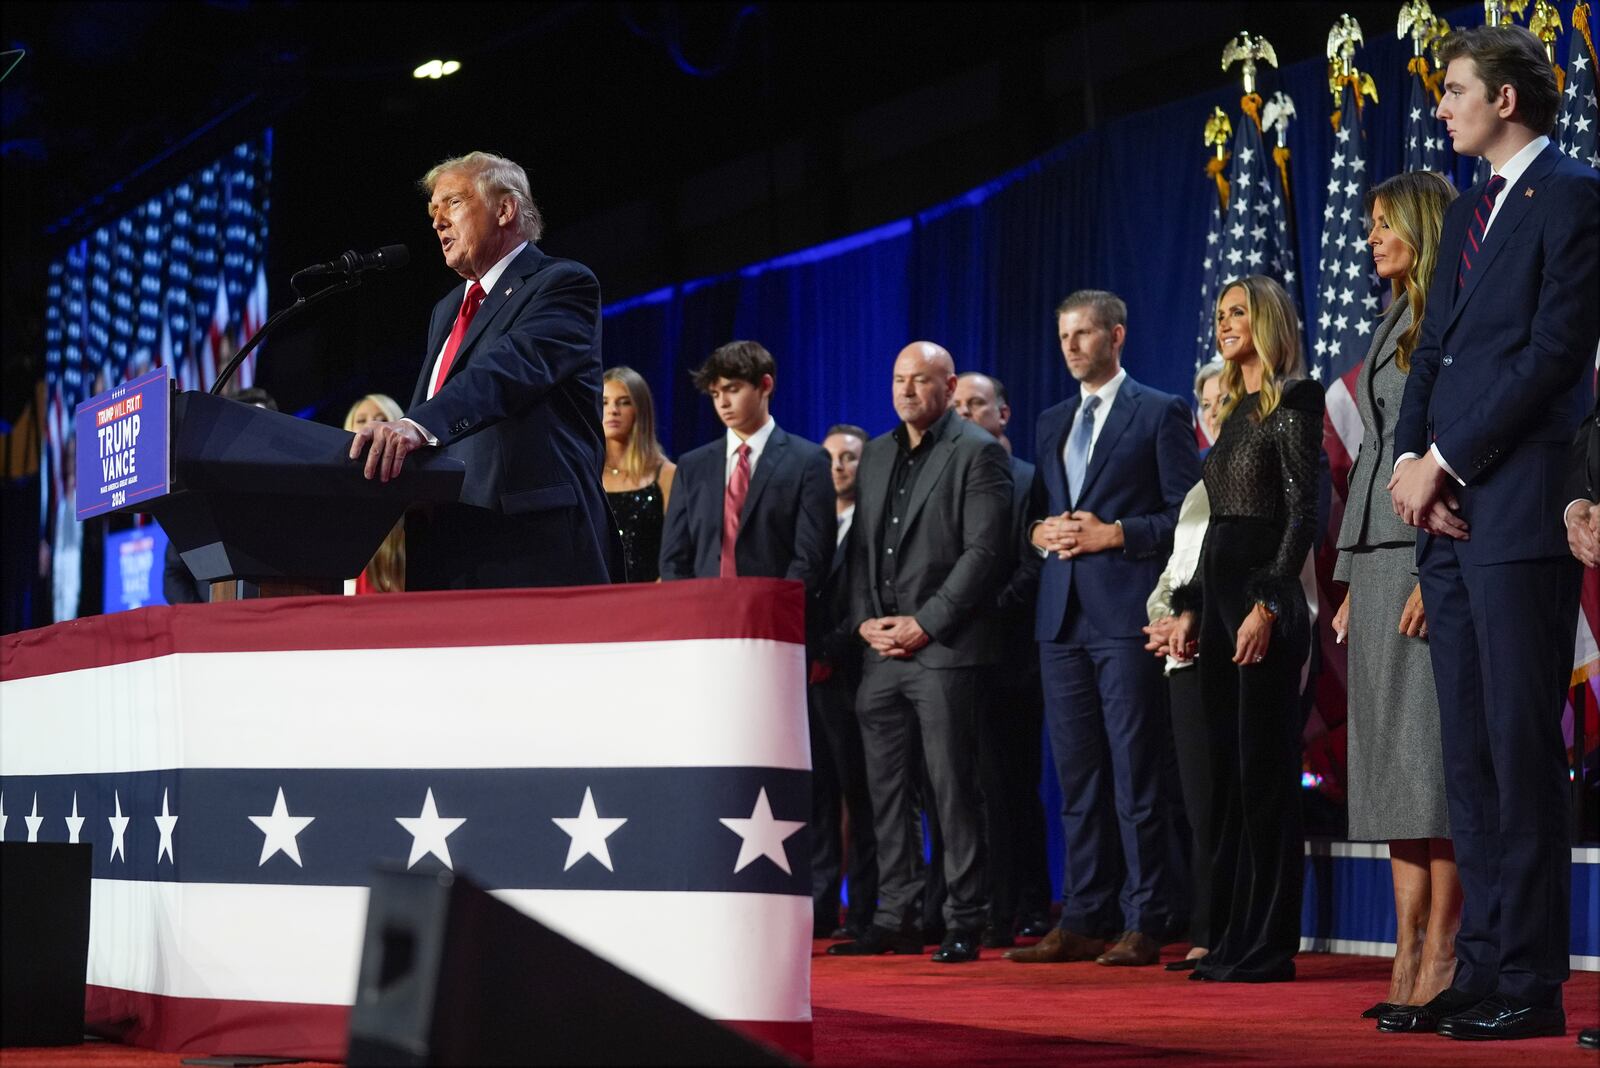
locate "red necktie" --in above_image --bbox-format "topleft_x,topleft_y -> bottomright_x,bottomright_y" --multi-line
428,282 -> 486,398
1457,174 -> 1506,290
721,443 -> 752,578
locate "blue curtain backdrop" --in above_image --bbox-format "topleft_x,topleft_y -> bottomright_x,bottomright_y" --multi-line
600,4 -> 1511,463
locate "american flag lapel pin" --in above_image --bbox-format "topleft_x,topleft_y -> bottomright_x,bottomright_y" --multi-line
1524,187 -> 1535,198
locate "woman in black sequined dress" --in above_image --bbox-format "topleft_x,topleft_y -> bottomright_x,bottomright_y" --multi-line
1167,275 -> 1323,983
602,367 -> 676,582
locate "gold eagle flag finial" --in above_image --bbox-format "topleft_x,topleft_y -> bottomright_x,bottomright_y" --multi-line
1484,0 -> 1530,27
1529,0 -> 1565,72
1327,14 -> 1378,110
1398,0 -> 1437,57
1261,91 -> 1296,148
1204,106 -> 1233,160
1221,31 -> 1278,96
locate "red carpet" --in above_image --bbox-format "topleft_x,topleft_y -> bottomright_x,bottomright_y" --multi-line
3,947 -> 1595,1066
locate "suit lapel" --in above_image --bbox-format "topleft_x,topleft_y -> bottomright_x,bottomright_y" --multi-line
1368,300 -> 1410,375
899,421 -> 959,538
438,245 -> 541,390
1076,381 -> 1137,505
411,297 -> 459,408
740,427 -> 785,524
1448,145 -> 1558,331
1044,397 -> 1079,506
855,439 -> 895,596
697,445 -> 727,559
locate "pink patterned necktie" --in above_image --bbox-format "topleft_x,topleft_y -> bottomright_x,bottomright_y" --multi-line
721,443 -> 751,577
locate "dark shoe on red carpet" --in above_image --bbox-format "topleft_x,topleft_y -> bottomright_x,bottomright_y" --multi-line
1376,987 -> 1482,1033
1002,926 -> 1105,963
1018,915 -> 1054,939
1095,930 -> 1161,966
981,925 -> 1016,949
1436,993 -> 1565,1041
1578,1028 -> 1599,1049
1360,1001 -> 1403,1019
1164,957 -> 1200,972
931,929 -> 981,963
827,923 -> 923,956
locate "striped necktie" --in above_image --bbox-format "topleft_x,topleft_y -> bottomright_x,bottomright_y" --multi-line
1457,174 -> 1506,290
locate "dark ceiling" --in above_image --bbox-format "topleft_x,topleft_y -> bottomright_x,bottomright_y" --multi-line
1,0 -> 1423,422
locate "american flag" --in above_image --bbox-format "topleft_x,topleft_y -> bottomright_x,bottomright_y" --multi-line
1194,93 -> 1296,367
1558,2 -> 1599,169
1403,56 -> 1454,174
40,133 -> 271,545
1311,82 -> 1383,384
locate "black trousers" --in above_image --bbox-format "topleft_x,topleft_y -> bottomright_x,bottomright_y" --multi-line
1167,664 -> 1214,949
808,676 -> 878,934
976,667 -> 1052,931
1193,518 -> 1308,982
857,656 -> 986,932
1419,537 -> 1579,1008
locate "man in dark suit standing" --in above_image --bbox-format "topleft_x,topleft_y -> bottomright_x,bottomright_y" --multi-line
951,371 -> 1053,945
350,151 -> 622,589
827,342 -> 1011,963
1385,25 -> 1599,1041
657,341 -> 832,590
1005,290 -> 1199,969
807,424 -> 878,940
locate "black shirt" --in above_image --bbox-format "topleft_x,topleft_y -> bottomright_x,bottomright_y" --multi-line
878,411 -> 948,613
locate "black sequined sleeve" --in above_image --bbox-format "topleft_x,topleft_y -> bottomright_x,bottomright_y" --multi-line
1244,379 -> 1324,621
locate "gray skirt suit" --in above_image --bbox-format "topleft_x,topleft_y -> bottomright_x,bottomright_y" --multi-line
1333,297 -> 1450,841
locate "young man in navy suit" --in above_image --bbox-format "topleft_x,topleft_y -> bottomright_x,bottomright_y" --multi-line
1385,25 -> 1600,1041
658,341 -> 833,592
350,151 -> 622,589
1005,290 -> 1200,969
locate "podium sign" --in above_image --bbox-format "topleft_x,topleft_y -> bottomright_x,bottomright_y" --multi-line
75,367 -> 171,520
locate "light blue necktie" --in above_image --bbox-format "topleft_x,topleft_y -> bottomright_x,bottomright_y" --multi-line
1065,394 -> 1100,506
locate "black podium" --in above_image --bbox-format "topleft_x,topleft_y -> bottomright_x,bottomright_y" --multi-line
130,390 -> 464,598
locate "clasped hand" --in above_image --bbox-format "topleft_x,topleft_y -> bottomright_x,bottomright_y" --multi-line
1386,454 -> 1469,540
1032,510 -> 1121,559
859,616 -> 929,659
1567,501 -> 1600,568
349,420 -> 427,482
1148,606 -> 1273,666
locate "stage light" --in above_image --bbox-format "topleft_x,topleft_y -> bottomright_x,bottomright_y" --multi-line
412,60 -> 461,80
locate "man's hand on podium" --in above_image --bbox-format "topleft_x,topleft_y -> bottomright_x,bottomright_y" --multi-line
351,419 -> 427,482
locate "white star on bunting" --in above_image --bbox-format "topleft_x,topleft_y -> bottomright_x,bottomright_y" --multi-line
552,788 -> 628,872
66,792 -> 85,844
396,788 -> 466,869
249,787 -> 316,867
108,791 -> 130,862
720,787 -> 804,874
154,789 -> 178,863
25,793 -> 44,843
0,793 -> 7,842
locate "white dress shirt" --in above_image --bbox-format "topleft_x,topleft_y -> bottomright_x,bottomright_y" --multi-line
836,503 -> 856,547
726,417 -> 777,484
1059,367 -> 1127,475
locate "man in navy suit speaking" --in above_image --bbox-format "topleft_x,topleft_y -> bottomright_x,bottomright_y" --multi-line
349,151 -> 622,589
1384,25 -> 1599,1042
1005,290 -> 1200,969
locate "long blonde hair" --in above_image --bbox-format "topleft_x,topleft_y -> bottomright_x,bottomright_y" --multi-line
603,366 -> 667,482
342,394 -> 406,592
1365,171 -> 1456,372
1214,275 -> 1304,424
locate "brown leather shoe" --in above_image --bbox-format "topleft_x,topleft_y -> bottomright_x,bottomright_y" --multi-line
1002,926 -> 1106,963
1095,930 -> 1161,966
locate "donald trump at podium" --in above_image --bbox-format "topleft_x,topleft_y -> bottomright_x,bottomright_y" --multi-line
349,151 -> 622,589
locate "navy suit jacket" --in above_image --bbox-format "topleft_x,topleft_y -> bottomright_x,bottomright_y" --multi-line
658,425 -> 834,592
405,244 -> 622,585
1032,376 -> 1200,641
1395,143 -> 1600,565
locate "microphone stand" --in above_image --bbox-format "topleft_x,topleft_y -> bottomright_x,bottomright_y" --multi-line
209,270 -> 364,397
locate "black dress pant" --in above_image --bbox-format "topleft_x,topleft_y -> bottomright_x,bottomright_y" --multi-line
858,656 -> 986,933
1193,518 -> 1308,982
1167,664 -> 1214,949
808,676 -> 878,934
976,667 -> 1052,931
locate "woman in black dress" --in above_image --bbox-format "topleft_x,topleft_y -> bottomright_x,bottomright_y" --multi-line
1167,274 -> 1322,983
602,366 -> 676,582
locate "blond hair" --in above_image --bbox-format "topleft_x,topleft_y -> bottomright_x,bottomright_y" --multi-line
342,393 -> 406,592
603,366 -> 668,483
1214,275 -> 1304,424
1365,172 -> 1456,372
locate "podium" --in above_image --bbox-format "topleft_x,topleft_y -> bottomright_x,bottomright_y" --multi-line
84,383 -> 464,598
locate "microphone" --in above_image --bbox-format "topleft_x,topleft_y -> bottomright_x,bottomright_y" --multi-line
294,244 -> 409,279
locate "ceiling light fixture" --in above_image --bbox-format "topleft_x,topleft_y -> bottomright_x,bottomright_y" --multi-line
412,59 -> 461,80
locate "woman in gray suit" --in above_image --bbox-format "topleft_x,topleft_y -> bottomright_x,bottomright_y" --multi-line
1330,170 -> 1458,1021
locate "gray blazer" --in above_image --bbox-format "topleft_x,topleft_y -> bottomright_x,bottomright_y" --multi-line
1334,297 -> 1416,582
849,408 -> 1013,668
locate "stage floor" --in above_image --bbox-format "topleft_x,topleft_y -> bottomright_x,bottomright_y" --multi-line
2,944 -> 1595,1066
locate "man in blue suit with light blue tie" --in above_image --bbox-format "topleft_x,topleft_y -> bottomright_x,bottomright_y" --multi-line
1004,290 -> 1200,968
1384,25 -> 1599,1043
